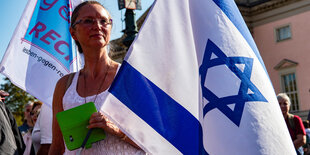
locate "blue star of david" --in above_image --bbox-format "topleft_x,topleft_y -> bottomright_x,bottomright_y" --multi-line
199,39 -> 267,126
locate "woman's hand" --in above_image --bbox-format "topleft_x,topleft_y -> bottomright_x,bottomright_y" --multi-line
88,112 -> 141,149
88,112 -> 125,138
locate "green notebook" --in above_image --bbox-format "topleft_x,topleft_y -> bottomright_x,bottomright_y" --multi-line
56,102 -> 106,150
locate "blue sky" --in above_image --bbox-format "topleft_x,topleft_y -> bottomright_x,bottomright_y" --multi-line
0,0 -> 154,84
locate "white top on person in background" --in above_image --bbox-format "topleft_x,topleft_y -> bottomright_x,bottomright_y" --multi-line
32,104 -> 52,153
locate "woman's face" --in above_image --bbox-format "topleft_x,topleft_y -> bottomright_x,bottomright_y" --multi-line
71,4 -> 112,50
30,105 -> 41,124
278,98 -> 290,116
25,105 -> 34,127
24,104 -> 32,120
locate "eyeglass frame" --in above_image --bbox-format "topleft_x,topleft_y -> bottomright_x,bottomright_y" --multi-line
71,18 -> 113,28
30,108 -> 41,117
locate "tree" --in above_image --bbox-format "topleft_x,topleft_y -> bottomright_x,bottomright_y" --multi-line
0,77 -> 36,125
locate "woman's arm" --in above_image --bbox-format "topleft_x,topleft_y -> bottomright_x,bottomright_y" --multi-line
293,115 -> 307,149
48,75 -> 69,155
37,144 -> 51,155
88,112 -> 140,149
294,134 -> 306,149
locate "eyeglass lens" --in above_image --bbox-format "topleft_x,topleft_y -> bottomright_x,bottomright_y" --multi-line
77,18 -> 112,27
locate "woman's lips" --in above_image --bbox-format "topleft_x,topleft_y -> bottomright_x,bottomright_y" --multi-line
90,34 -> 104,38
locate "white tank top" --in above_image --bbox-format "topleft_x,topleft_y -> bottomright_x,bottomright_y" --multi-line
62,68 -> 145,155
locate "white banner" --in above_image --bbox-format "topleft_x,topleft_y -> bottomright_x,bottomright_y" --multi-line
102,0 -> 296,154
0,0 -> 83,107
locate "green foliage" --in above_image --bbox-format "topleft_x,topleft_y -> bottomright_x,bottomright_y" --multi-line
0,77 -> 36,125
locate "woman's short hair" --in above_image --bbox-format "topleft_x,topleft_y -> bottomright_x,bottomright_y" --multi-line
71,1 -> 111,54
31,101 -> 43,111
24,101 -> 34,110
276,93 -> 291,106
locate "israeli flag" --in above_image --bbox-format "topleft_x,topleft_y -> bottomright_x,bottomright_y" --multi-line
0,0 -> 83,106
102,0 -> 295,154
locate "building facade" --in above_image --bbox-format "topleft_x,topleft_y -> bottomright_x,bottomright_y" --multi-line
236,0 -> 310,119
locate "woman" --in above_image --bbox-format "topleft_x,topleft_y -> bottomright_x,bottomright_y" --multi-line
19,102 -> 33,135
277,93 -> 306,155
23,101 -> 42,155
30,102 -> 42,124
49,1 -> 144,154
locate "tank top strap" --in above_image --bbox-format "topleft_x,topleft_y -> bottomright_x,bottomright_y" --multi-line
66,70 -> 80,93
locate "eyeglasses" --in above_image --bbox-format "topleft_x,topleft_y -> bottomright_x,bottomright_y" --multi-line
72,18 -> 113,28
30,109 -> 40,117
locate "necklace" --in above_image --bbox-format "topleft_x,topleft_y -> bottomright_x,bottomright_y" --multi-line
83,62 -> 111,104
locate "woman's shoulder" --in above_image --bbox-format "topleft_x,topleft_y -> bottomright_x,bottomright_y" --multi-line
292,115 -> 304,126
111,60 -> 121,67
57,72 -> 77,85
53,72 -> 79,110
293,114 -> 302,120
109,61 -> 121,73
55,72 -> 78,93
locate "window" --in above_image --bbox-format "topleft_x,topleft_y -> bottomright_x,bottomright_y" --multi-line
276,25 -> 291,42
281,73 -> 299,111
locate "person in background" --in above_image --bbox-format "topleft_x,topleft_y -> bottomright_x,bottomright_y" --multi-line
304,120 -> 310,140
32,102 -> 53,155
30,101 -> 42,126
0,90 -> 25,154
19,102 -> 34,135
277,93 -> 306,155
23,101 -> 42,155
303,120 -> 310,155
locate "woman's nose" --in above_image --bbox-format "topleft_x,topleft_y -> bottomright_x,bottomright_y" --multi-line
91,19 -> 103,29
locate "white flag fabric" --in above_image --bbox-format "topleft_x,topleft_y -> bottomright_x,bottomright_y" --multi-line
102,0 -> 296,154
0,0 -> 83,107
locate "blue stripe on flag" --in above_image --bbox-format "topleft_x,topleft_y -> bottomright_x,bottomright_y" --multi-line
109,61 -> 207,154
212,0 -> 266,70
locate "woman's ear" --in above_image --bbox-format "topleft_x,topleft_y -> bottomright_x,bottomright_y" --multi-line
70,27 -> 77,40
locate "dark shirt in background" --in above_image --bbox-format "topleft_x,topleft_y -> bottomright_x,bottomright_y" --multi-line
0,101 -> 25,155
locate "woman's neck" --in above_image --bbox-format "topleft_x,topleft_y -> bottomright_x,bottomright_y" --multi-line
82,47 -> 111,79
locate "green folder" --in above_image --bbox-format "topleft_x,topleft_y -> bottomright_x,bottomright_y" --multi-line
56,102 -> 106,150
